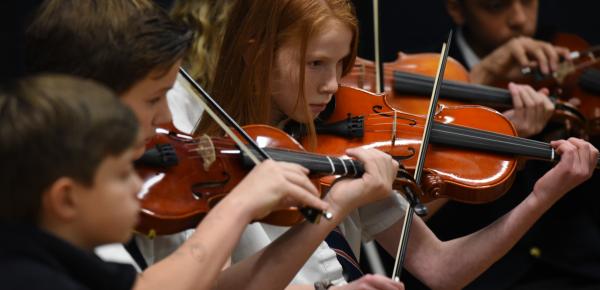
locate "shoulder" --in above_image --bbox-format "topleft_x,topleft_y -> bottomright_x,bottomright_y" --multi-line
133,230 -> 193,266
0,258 -> 83,290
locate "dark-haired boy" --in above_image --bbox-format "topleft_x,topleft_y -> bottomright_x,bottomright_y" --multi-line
0,75 -> 142,289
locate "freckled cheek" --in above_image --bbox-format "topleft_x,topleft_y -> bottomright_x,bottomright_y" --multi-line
304,75 -> 322,101
282,92 -> 299,116
127,104 -> 154,140
114,187 -> 141,223
132,144 -> 146,160
138,112 -> 157,140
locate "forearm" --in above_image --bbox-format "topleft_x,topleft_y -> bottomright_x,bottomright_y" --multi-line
412,192 -> 551,290
286,286 -> 317,290
133,195 -> 253,290
214,194 -> 351,290
421,198 -> 449,221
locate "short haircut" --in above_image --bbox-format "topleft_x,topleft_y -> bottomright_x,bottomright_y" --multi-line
25,0 -> 193,95
0,75 -> 139,224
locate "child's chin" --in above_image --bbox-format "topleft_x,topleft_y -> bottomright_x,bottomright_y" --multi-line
116,215 -> 140,243
290,115 -> 313,124
116,230 -> 135,244
132,144 -> 146,160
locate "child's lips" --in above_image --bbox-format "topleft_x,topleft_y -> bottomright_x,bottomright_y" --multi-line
310,103 -> 328,113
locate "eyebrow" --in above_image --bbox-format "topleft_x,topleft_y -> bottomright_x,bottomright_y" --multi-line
154,86 -> 173,95
307,51 -> 350,61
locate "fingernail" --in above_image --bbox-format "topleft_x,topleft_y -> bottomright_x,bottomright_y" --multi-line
542,65 -> 549,74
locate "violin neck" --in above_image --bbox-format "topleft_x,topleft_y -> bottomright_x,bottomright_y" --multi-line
242,148 -> 365,177
579,68 -> 600,95
432,122 -> 555,161
431,123 -> 600,170
393,71 -> 513,109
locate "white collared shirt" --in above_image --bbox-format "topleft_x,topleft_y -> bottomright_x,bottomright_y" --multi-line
456,28 -> 481,70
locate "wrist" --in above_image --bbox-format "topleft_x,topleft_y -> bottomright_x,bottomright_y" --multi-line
212,193 -> 256,224
525,187 -> 558,215
323,190 -> 354,223
470,62 -> 496,85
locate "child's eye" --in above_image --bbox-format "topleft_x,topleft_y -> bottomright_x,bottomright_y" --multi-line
484,0 -> 507,12
308,60 -> 323,67
147,96 -> 162,106
119,166 -> 135,181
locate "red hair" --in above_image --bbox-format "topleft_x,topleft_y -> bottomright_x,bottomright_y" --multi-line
196,0 -> 358,148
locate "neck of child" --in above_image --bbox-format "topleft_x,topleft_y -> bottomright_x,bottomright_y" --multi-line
270,114 -> 288,129
463,27 -> 493,59
39,218 -> 96,252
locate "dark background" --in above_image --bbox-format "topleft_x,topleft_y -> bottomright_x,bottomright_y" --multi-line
3,0 -> 600,81
351,0 -> 600,61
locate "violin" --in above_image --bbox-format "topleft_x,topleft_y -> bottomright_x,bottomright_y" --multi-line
578,68 -> 600,141
134,124 -> 372,236
518,33 -> 600,89
341,53 -> 588,139
508,32 -> 600,139
302,86 -> 600,204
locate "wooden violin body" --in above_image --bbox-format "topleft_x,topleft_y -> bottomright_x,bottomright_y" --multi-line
136,125 -> 365,236
342,52 -> 469,113
342,52 -> 588,139
510,33 -> 600,139
311,86 -> 519,204
308,87 -> 600,204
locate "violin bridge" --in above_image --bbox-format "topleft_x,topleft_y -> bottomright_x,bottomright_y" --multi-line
195,135 -> 216,170
555,61 -> 575,84
358,63 -> 366,89
391,110 -> 397,148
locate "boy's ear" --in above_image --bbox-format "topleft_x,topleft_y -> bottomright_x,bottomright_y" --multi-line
42,177 -> 79,221
243,39 -> 257,65
446,0 -> 466,26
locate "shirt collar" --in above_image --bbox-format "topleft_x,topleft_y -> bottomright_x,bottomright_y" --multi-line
456,28 -> 481,69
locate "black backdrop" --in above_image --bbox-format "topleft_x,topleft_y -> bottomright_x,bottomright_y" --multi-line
352,0 -> 600,61
3,0 -> 599,82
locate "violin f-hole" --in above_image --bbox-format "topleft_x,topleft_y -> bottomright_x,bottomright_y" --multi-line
191,172 -> 231,199
372,105 -> 417,126
390,147 -> 416,161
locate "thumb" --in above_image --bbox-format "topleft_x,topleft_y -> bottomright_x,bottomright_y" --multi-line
538,87 -> 549,96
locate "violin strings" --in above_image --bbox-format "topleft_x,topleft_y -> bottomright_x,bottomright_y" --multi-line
363,121 -> 545,147
178,125 -> 548,163
181,142 -> 358,171
361,127 -> 547,152
180,149 -> 347,172
360,112 -> 548,147
180,149 -> 344,169
393,71 -> 511,98
433,125 -> 551,152
177,132 -> 355,167
326,117 -> 548,160
574,60 -> 598,71
171,109 -> 550,167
